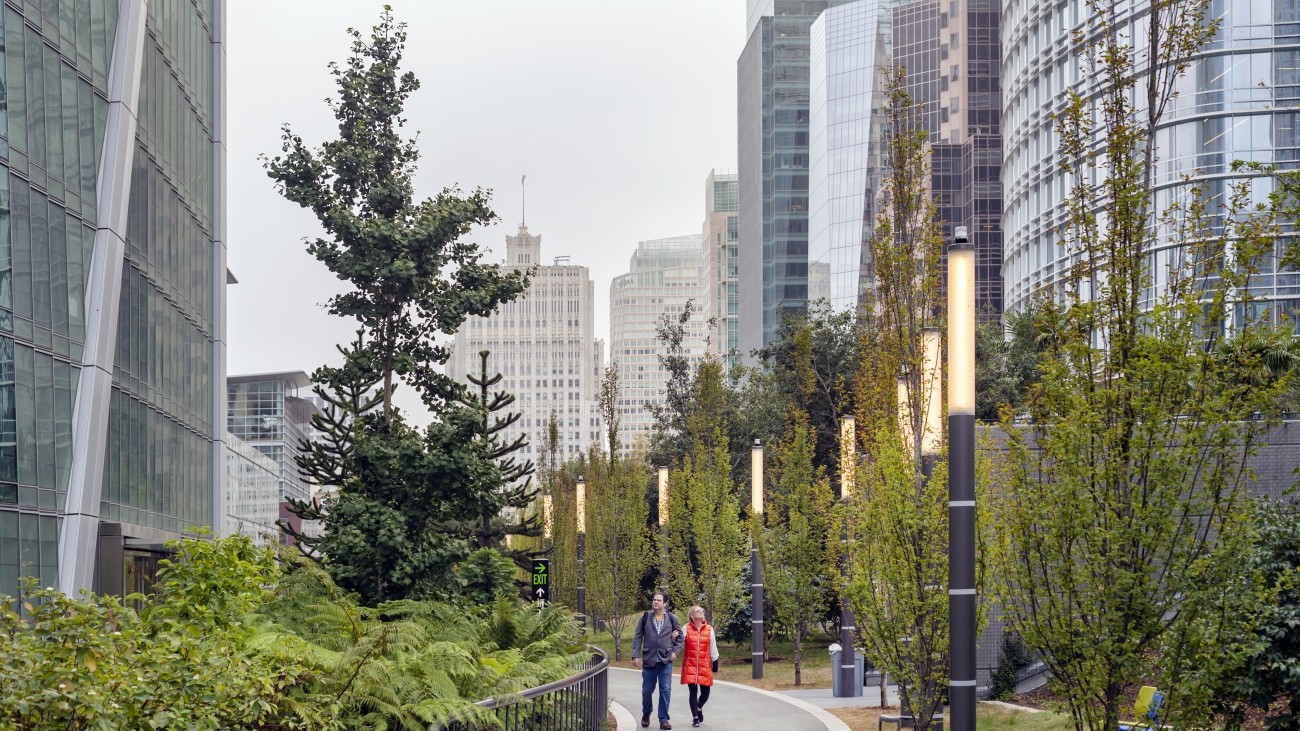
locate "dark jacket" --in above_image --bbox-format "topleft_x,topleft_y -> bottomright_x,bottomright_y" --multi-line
632,610 -> 685,667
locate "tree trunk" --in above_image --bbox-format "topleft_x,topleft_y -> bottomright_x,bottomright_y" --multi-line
794,624 -> 804,686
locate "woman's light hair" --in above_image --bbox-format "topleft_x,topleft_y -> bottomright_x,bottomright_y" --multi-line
689,605 -> 707,621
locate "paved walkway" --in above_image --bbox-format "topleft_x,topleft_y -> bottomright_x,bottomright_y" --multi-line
607,667 -> 851,731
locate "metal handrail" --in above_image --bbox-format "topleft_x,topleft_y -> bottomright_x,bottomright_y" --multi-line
476,645 -> 609,709
438,645 -> 610,731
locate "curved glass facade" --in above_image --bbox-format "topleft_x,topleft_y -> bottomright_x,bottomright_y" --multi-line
1003,0 -> 1300,324
809,0 -> 893,313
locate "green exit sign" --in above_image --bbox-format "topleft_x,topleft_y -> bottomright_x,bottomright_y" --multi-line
531,559 -> 549,604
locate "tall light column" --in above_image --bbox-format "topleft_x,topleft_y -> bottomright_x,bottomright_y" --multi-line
947,227 -> 976,731
837,416 -> 858,698
922,327 -> 943,478
576,475 -> 586,633
658,465 -> 669,591
750,439 -> 765,680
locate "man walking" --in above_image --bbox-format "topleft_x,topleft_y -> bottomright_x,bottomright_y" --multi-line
632,591 -> 684,729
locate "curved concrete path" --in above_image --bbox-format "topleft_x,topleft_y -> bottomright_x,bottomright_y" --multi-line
608,667 -> 851,731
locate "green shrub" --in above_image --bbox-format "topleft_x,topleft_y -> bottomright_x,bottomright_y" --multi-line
989,630 -> 1033,701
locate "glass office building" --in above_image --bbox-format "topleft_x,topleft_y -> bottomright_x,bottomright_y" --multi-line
809,0 -> 893,312
807,0 -> 1002,317
701,170 -> 740,366
609,236 -> 707,455
0,0 -> 227,599
227,372 -> 317,506
738,0 -> 859,354
1003,0 -> 1298,326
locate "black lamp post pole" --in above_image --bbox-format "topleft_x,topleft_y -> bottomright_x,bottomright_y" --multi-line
947,227 -> 977,731
751,439 -> 764,680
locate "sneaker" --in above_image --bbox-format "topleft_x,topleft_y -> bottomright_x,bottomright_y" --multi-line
660,723 -> 672,730
641,715 -> 650,728
692,721 -> 699,728
697,710 -> 703,724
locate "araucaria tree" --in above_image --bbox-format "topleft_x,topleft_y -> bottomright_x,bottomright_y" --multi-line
583,363 -> 650,659
457,350 -> 542,567
990,0 -> 1295,727
847,68 -> 983,730
265,7 -> 528,605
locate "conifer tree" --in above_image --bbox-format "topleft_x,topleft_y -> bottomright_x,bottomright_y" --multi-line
457,350 -> 541,569
266,8 -> 528,605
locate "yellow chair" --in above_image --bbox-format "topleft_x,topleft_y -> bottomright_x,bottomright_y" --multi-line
1117,686 -> 1164,731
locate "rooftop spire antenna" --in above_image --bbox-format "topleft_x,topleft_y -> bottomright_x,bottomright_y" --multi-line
521,174 -> 527,226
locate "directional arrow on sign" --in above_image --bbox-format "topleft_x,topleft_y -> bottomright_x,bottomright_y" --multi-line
535,587 -> 546,598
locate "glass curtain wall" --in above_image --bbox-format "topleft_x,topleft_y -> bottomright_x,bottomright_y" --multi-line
0,0 -> 119,599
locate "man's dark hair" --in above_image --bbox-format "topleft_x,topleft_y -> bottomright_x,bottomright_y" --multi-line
652,591 -> 669,605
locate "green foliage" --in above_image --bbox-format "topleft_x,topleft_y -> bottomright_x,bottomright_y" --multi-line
251,559 -> 587,730
989,631 -> 1033,701
989,0 -> 1295,728
268,7 -> 530,607
975,309 -> 1044,422
846,65 -> 967,727
1212,498 -> 1300,731
754,304 -> 859,476
0,535 -> 300,730
456,351 -> 542,568
455,549 -> 520,607
585,363 -> 651,660
662,357 -> 749,634
264,6 -> 527,418
759,415 -> 835,686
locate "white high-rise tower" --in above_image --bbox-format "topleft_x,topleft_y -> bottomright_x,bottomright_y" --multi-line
449,225 -> 604,466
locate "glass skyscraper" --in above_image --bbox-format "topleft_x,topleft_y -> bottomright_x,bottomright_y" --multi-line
809,0 -> 894,312
1003,0 -> 1297,327
701,170 -> 740,366
609,235 -> 707,455
0,0 -> 226,599
738,0 -> 859,354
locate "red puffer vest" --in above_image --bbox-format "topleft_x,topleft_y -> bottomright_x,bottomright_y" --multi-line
679,621 -> 714,686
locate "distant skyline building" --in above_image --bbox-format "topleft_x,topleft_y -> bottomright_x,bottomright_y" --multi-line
1003,0 -> 1294,328
227,372 -> 318,507
224,434 -> 281,545
809,0 -> 893,313
609,236 -> 708,455
739,0 -> 859,354
448,225 -> 603,467
701,170 -> 740,366
805,0 -> 1003,319
0,0 -> 228,599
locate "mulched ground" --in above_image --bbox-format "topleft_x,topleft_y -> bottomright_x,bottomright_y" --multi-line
1011,682 -> 1283,730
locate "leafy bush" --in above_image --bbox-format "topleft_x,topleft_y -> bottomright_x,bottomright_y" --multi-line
0,534 -> 299,730
989,630 -> 1034,701
0,535 -> 591,731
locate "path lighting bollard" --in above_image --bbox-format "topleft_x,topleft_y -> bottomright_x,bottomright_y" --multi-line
576,475 -> 586,633
947,226 -> 977,731
751,439 -> 765,680
837,416 -> 858,698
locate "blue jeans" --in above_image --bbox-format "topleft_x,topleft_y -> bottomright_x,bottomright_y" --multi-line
641,661 -> 673,721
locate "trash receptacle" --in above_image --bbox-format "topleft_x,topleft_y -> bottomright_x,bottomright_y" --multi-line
830,650 -> 864,697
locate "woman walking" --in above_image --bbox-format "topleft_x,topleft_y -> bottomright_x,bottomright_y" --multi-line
680,605 -> 719,727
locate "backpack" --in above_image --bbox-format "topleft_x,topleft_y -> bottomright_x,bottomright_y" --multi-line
638,610 -> 681,644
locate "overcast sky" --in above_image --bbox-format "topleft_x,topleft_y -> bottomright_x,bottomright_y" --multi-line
227,1 -> 743,425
